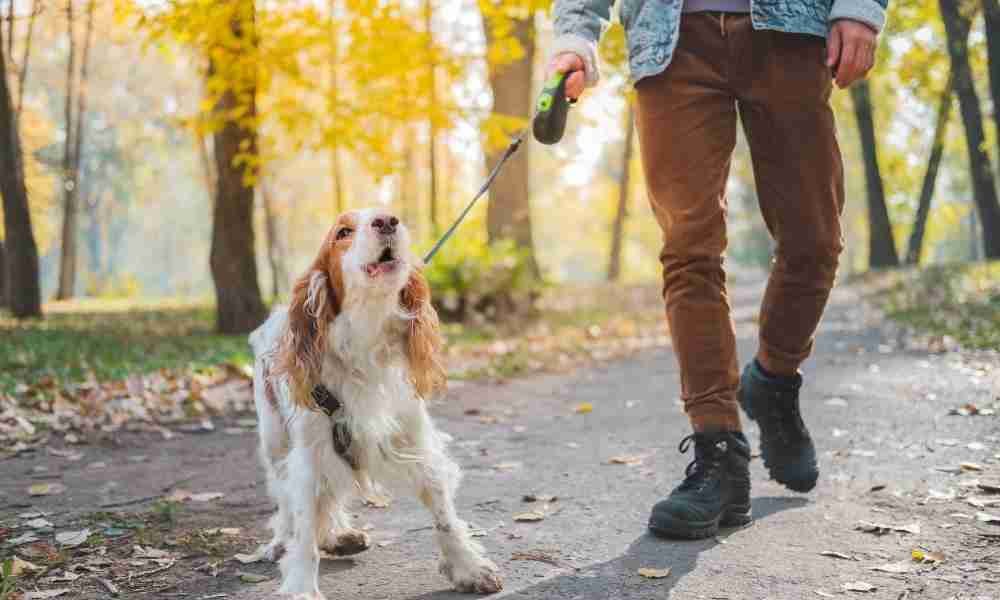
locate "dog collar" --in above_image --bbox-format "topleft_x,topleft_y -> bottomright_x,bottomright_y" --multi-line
311,384 -> 342,415
312,384 -> 358,470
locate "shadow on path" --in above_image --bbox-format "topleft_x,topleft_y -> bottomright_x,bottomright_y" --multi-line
411,496 -> 808,600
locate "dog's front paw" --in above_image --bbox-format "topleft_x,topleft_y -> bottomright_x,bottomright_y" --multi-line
320,529 -> 371,557
441,558 -> 503,595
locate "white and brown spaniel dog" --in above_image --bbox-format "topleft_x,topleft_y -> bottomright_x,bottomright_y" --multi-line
249,209 -> 502,599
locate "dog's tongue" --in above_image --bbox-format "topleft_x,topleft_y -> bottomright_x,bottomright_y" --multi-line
365,263 -> 381,277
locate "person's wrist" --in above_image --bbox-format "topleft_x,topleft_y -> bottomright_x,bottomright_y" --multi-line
831,18 -> 878,36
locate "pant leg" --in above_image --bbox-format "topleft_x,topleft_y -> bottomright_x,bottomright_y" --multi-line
635,14 -> 741,432
734,28 -> 846,376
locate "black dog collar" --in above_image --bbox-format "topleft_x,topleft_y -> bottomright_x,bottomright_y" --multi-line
312,384 -> 358,470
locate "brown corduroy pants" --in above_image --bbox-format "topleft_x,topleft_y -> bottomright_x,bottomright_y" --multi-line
634,13 -> 845,432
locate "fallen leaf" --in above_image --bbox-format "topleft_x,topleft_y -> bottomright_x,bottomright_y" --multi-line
574,403 -> 593,414
843,581 -> 877,593
7,532 -> 40,546
975,511 -> 1000,523
967,496 -> 1000,508
40,571 -> 81,584
234,552 -> 262,564
927,488 -> 957,501
239,573 -> 270,584
493,462 -> 521,471
24,518 -> 54,529
48,448 -> 84,461
637,567 -> 671,579
204,527 -> 241,536
820,551 -> 855,560
607,455 -> 642,466
856,521 -> 920,535
870,561 -> 912,574
522,494 -> 557,503
814,590 -> 837,598
511,550 -> 562,566
10,556 -> 43,576
960,462 -> 984,472
133,545 -> 172,559
363,495 -> 390,509
28,483 -> 67,496
55,529 -> 91,548
979,480 -> 1000,494
513,511 -> 545,522
911,549 -> 945,564
23,590 -> 70,599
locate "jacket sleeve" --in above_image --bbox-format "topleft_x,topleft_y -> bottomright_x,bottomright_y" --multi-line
550,0 -> 616,87
829,0 -> 888,33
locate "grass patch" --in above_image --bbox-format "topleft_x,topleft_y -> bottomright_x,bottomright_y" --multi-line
0,299 -> 251,394
1,285 -> 668,395
866,261 -> 1000,350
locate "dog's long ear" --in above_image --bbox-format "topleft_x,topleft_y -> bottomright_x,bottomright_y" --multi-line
400,268 -> 445,398
275,268 -> 339,407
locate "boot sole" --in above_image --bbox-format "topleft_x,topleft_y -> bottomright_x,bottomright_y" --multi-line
648,505 -> 752,540
739,390 -> 819,493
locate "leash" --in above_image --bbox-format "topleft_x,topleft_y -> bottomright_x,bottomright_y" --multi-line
422,72 -> 574,265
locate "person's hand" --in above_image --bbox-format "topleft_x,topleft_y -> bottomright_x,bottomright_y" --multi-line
826,19 -> 878,89
548,52 -> 587,101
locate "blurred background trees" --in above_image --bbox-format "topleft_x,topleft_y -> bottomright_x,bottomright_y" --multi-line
0,0 -> 996,332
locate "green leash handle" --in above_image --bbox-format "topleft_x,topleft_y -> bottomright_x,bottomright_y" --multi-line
532,71 -> 575,145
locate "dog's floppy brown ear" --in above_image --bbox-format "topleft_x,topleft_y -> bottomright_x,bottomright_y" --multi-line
275,268 -> 339,406
400,268 -> 445,398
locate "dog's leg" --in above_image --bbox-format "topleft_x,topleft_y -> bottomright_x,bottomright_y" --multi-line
253,357 -> 291,562
278,445 -> 325,599
318,502 -> 371,557
412,421 -> 502,594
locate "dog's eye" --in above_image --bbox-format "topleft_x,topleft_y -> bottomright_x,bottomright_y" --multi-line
335,227 -> 353,241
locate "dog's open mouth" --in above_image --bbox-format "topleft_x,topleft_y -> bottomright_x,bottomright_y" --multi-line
365,246 -> 399,277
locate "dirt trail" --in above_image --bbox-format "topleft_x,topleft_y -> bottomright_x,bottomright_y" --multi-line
3,282 -> 999,599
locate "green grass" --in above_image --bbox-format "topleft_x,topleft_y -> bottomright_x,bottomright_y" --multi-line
868,261 -> 1000,350
0,299 -> 251,394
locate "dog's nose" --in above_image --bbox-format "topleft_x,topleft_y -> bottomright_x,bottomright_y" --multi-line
372,215 -> 399,236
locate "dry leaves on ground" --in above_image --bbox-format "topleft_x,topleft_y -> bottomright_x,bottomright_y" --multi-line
637,568 -> 672,579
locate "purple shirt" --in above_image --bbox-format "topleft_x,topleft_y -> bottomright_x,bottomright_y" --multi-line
683,0 -> 750,13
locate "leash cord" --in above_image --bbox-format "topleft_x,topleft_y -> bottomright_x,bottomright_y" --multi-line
422,133 -> 525,265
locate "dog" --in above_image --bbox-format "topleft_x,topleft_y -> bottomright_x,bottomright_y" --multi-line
248,209 -> 502,598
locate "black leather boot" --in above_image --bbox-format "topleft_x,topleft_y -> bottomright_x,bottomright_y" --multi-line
738,360 -> 818,492
648,431 -> 752,539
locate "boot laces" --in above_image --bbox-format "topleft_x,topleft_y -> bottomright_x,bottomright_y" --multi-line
677,434 -> 727,493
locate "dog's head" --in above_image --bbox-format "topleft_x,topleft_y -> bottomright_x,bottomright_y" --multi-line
274,209 -> 445,403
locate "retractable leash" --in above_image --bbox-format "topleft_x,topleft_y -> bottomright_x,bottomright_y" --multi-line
422,71 -> 575,264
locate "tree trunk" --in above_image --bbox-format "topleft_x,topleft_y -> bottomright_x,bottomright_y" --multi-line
983,0 -> 1000,164
195,128 -> 216,199
0,20 -> 41,318
260,178 -> 283,301
906,74 -> 953,265
15,0 -> 39,123
208,5 -> 267,334
607,101 -> 634,281
941,0 -> 1000,258
850,80 -> 899,269
482,13 -> 538,273
0,238 -> 7,307
56,0 -> 77,299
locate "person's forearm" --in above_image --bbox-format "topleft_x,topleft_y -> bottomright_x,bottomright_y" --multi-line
550,0 -> 615,87
829,0 -> 888,33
